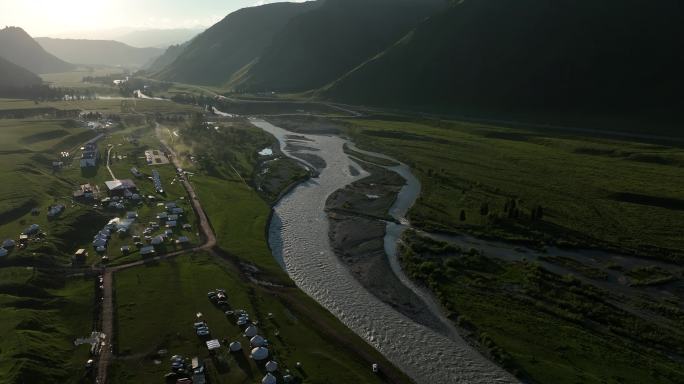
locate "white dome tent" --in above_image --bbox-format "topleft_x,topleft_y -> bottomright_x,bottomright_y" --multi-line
250,347 -> 269,361
229,341 -> 242,352
265,360 -> 278,373
244,325 -> 258,338
250,335 -> 266,347
262,373 -> 277,384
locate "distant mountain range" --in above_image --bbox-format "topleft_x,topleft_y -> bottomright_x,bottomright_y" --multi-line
0,56 -> 42,88
35,37 -> 163,68
0,27 -> 74,74
148,0 -> 683,121
114,28 -> 203,48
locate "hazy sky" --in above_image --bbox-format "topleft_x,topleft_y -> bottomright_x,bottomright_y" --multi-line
0,0 -> 306,37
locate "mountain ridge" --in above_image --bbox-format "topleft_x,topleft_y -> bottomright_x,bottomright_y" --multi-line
35,37 -> 163,68
0,27 -> 75,74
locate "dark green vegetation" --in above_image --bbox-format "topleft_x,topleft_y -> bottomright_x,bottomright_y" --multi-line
325,0 -> 683,126
153,2 -> 318,85
345,118 -> 684,261
0,27 -> 75,74
236,0 -> 444,93
0,269 -> 95,384
0,56 -> 42,88
35,38 -> 163,68
144,42 -> 189,73
400,230 -> 684,384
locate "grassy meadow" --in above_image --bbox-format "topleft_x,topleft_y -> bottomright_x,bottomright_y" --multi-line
111,253 -> 394,384
399,231 -> 684,384
0,267 -> 95,383
345,118 -> 684,260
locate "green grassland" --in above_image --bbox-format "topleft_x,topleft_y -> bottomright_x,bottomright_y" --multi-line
344,118 -> 684,261
111,253 -> 392,384
399,231 -> 684,384
0,118 -> 100,258
0,98 -> 199,115
0,267 -> 95,384
40,67 -> 126,95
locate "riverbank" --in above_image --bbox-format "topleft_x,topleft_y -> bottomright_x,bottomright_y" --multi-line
326,162 -> 452,334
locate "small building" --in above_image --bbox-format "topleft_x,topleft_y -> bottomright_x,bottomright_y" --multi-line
206,339 -> 221,351
176,236 -> 190,245
73,249 -> 88,265
80,142 -> 99,168
130,167 -> 143,178
151,236 -> 164,246
140,246 -> 155,256
73,184 -> 95,200
120,245 -> 131,254
2,239 -> 16,249
166,221 -> 177,228
23,224 -> 40,235
0,248 -> 8,257
182,224 -> 192,230
47,204 -> 65,218
105,179 -> 137,197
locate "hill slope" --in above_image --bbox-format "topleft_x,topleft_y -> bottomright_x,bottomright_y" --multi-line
154,2 -> 318,85
143,42 -> 189,72
323,0 -> 684,118
35,37 -> 163,67
0,56 -> 42,88
0,27 -> 75,74
234,0 -> 445,93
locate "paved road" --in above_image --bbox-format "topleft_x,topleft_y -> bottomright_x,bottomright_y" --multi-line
105,145 -> 116,180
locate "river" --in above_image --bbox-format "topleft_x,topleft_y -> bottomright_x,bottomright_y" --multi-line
251,118 -> 517,384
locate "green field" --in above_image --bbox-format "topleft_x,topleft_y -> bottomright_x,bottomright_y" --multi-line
111,253 -> 392,384
399,231 -> 684,384
0,268 -> 94,384
0,98 -> 200,115
345,118 -> 684,260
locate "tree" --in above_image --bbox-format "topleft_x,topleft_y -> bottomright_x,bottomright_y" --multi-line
460,210 -> 466,222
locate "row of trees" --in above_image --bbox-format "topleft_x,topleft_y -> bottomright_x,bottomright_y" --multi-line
458,199 -> 544,223
0,84 -> 97,102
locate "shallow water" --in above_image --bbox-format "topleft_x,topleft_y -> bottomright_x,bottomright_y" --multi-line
252,118 -> 517,384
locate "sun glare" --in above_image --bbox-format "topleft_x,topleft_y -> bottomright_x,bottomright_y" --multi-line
23,0 -> 111,33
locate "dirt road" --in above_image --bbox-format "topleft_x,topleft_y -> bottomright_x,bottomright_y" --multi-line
95,125 -> 217,384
